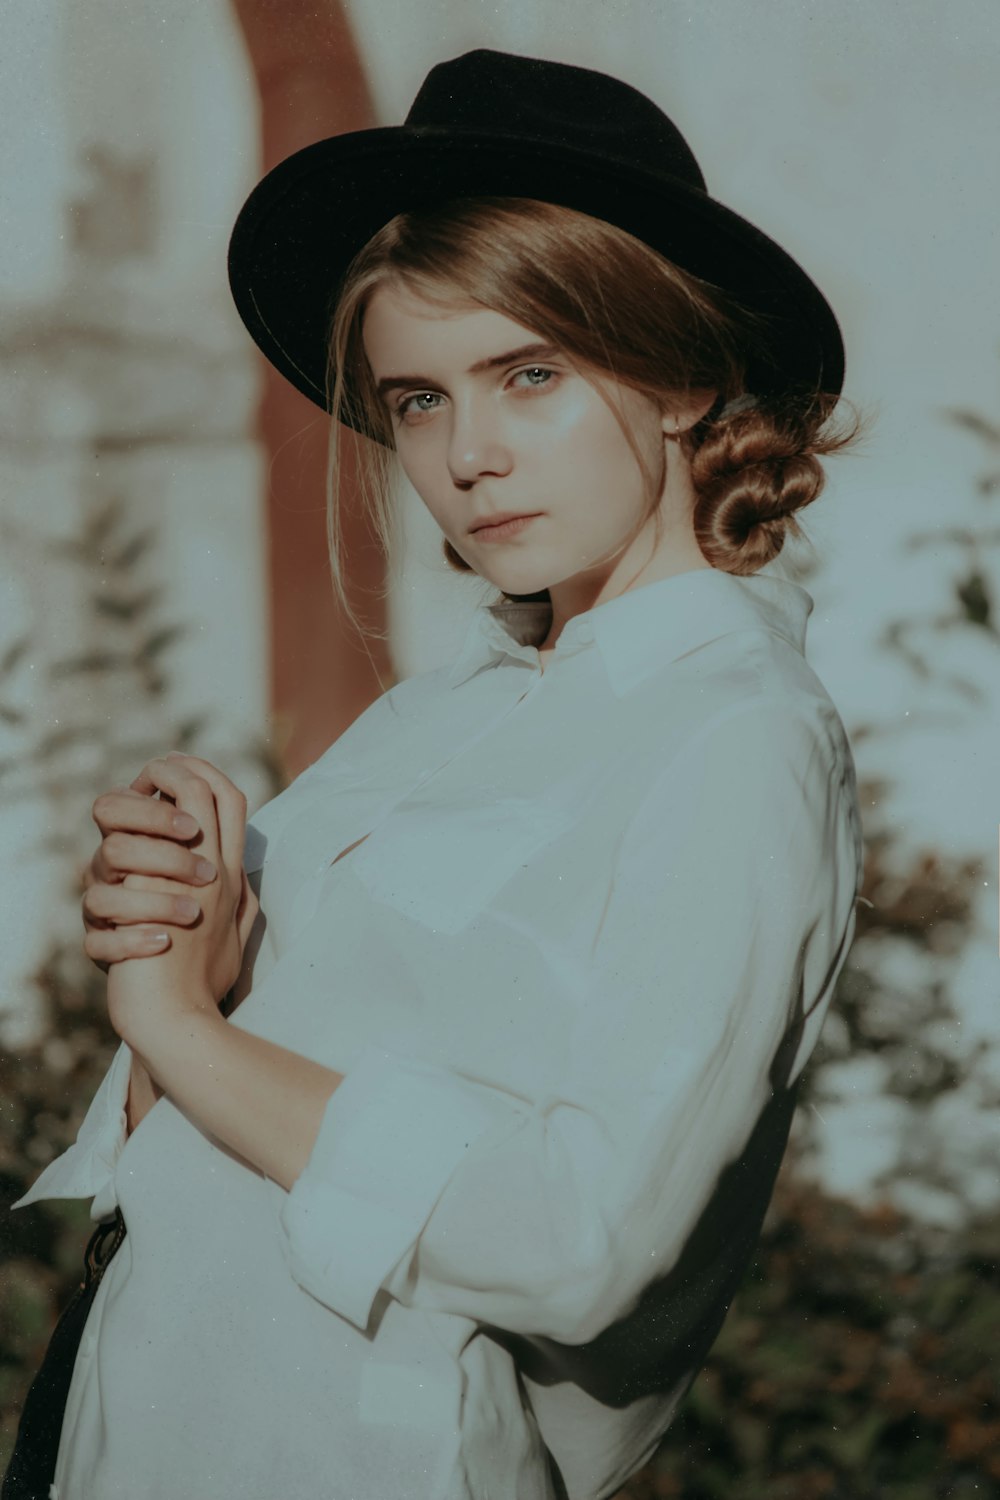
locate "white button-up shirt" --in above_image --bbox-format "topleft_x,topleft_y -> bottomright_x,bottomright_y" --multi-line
12,566 -> 865,1500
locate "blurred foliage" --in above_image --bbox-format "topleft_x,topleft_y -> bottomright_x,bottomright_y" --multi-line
786,392 -> 1000,1200
0,944 -> 119,1456
796,775 -> 996,1163
0,489 -> 286,819
616,1163 -> 1000,1499
876,399 -> 1000,701
0,485 -> 289,1467
613,391 -> 1000,1496
5,1031 -> 999,1489
3,398 -> 1000,1493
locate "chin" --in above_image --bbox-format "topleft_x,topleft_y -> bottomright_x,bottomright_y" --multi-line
486,571 -> 552,597
458,550 -> 542,590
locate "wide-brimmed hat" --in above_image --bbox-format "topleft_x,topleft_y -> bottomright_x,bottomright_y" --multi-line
227,47 -> 845,432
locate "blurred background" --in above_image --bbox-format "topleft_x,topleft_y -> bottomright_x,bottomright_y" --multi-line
1,2 -> 998,1495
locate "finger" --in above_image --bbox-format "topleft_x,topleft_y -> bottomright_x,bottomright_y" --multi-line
128,759 -> 221,866
92,831 -> 217,888
83,880 -> 202,930
83,924 -> 175,964
92,785 -> 201,843
163,752 -> 247,887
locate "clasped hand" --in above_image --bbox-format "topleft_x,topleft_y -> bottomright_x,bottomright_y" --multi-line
82,751 -> 260,1049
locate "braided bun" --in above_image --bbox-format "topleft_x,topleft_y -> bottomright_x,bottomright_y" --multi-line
686,400 -> 833,575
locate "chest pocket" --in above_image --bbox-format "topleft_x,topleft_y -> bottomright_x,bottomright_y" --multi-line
243,766 -> 385,882
348,793 -> 572,936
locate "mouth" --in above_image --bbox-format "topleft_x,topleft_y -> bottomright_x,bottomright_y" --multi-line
469,512 -> 543,540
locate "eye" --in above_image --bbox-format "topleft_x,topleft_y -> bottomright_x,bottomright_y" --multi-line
393,366 -> 560,423
394,391 -> 444,420
511,366 -> 558,391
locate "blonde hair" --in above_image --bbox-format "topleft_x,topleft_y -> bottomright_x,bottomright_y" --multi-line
323,197 -> 868,643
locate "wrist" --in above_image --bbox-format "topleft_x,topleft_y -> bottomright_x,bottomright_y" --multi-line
109,966 -> 219,1058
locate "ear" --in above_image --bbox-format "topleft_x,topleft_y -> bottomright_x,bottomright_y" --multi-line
661,388 -> 719,437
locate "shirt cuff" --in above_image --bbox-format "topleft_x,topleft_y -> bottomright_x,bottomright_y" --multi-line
277,1042 -> 528,1332
9,1040 -> 133,1220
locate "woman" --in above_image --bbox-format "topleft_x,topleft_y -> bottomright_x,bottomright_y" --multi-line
9,49 -> 867,1500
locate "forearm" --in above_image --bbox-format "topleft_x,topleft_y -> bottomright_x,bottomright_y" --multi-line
126,1004 -> 345,1190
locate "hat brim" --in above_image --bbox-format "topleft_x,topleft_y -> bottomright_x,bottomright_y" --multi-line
227,127 -> 845,432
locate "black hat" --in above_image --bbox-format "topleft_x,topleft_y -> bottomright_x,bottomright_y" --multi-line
227,48 -> 845,429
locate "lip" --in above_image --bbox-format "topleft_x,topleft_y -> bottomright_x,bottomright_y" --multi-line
470,512 -> 542,540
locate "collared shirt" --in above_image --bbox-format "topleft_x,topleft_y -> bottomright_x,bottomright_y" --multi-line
12,566 -> 865,1500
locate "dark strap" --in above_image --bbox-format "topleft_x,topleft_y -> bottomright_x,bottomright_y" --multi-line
2,1209 -> 127,1500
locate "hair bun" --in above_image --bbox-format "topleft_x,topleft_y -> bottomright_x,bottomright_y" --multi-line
688,404 -> 828,575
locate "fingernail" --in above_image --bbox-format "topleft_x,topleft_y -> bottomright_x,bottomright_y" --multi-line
176,898 -> 200,920
173,813 -> 199,836
150,933 -> 169,946
195,859 -> 217,881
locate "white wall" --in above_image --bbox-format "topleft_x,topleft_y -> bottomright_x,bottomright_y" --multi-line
0,0 -> 269,1043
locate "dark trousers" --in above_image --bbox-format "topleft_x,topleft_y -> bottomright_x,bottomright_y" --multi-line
2,1211 -> 127,1500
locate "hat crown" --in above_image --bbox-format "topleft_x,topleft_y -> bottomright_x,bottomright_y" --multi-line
227,47 -> 846,419
405,49 -> 707,193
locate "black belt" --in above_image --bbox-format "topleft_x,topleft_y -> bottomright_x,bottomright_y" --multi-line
2,1208 -> 127,1500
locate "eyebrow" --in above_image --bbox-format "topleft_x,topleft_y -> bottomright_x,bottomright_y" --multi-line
374,343 -> 563,401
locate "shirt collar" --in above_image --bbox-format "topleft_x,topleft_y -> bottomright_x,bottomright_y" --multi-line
446,567 -> 814,697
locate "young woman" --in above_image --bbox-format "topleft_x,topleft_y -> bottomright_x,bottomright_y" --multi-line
9,49 -> 867,1500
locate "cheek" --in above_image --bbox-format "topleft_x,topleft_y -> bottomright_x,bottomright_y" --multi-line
394,439 -> 469,541
540,396 -> 649,501
394,436 -> 441,505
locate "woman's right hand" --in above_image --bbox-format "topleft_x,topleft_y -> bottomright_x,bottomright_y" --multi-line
81,783 -> 234,974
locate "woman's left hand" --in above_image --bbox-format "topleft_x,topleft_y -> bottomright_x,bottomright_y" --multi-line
106,751 -> 258,1050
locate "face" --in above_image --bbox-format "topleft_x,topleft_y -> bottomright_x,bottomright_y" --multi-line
362,281 -> 696,612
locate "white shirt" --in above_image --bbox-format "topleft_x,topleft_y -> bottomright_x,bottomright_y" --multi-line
12,566 -> 865,1500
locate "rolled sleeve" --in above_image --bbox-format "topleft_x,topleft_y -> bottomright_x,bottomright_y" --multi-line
10,1040 -> 133,1221
278,695 -> 862,1344
278,1043 -> 530,1331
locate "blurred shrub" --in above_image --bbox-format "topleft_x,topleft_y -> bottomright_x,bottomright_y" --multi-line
0,940 -> 119,1466
0,485 -> 288,1468
618,1164 -> 1000,1499
4,392 -> 1000,1492
6,1023 -> 999,1494
614,380 -> 1000,1500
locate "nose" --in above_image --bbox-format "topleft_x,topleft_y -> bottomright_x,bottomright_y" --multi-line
446,399 -> 512,488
